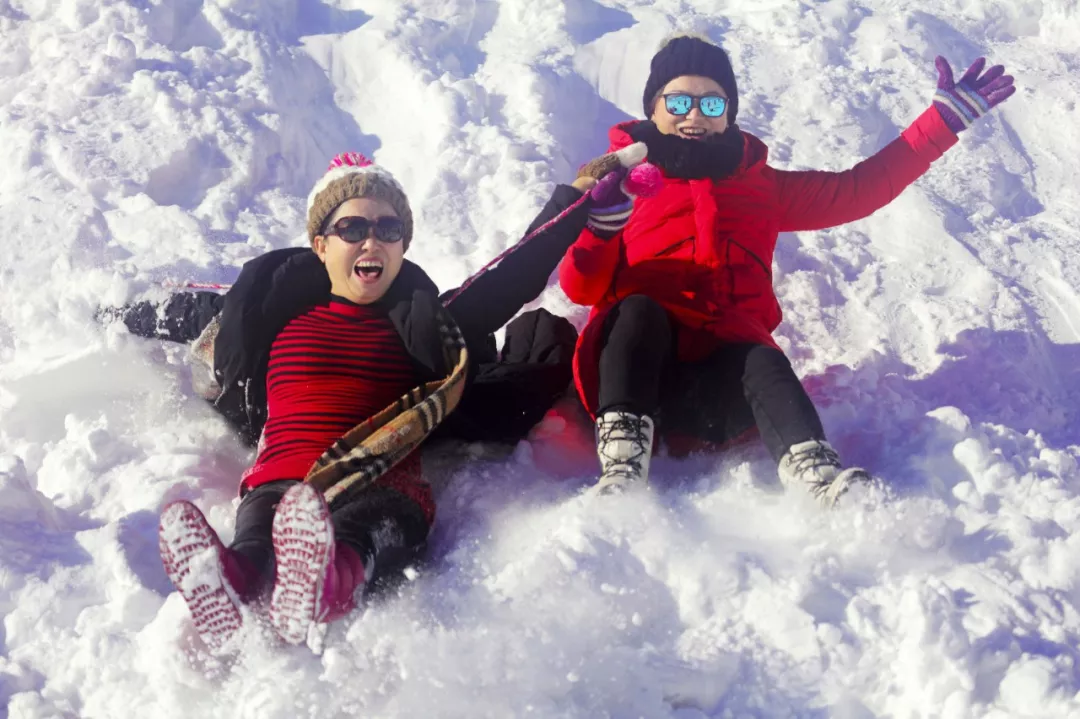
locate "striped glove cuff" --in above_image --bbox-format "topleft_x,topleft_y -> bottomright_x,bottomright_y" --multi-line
932,86 -> 989,132
587,199 -> 633,238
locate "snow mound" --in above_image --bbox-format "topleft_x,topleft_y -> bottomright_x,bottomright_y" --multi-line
1,0 -> 1079,716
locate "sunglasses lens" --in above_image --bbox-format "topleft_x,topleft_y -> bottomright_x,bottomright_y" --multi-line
333,216 -> 373,243
374,217 -> 405,243
700,96 -> 727,117
330,216 -> 404,243
665,94 -> 693,116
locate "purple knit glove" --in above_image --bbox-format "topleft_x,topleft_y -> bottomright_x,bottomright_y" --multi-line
587,169 -> 634,238
578,142 -> 663,238
932,56 -> 1016,134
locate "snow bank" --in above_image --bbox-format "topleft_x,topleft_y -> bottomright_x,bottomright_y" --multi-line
1,0 -> 1079,716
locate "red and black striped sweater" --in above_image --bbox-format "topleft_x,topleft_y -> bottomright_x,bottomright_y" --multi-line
241,298 -> 432,522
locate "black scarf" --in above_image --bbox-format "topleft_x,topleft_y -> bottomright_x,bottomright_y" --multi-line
628,121 -> 745,181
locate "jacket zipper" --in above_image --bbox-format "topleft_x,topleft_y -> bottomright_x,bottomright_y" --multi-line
726,240 -> 735,305
656,236 -> 693,257
727,237 -> 772,279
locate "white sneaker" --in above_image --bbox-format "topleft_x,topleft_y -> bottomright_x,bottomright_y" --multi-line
778,439 -> 871,508
593,411 -> 655,495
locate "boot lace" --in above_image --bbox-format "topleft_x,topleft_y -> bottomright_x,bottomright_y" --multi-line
788,442 -> 842,501
598,414 -> 651,479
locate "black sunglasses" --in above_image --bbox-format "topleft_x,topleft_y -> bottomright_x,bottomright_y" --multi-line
326,215 -> 405,244
662,93 -> 728,118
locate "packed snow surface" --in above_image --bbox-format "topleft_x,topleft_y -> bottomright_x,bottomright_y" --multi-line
2,0 -> 1079,716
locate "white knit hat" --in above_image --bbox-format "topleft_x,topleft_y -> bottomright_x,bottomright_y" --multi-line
306,152 -> 414,250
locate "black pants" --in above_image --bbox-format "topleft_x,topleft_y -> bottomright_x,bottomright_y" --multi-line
230,481 -> 430,591
597,294 -> 826,462
231,308 -> 578,588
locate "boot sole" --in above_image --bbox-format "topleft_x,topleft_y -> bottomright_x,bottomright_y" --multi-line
592,476 -> 635,496
828,469 -> 883,507
159,501 -> 244,653
819,468 -> 876,507
269,483 -> 334,646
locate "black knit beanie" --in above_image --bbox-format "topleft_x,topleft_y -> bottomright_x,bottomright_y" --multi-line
642,35 -> 738,124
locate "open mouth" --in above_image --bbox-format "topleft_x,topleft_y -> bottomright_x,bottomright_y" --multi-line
354,259 -> 384,281
678,127 -> 707,139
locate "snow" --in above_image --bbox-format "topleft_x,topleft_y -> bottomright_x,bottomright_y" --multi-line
1,0 -> 1079,715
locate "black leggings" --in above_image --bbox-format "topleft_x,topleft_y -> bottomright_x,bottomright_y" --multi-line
228,308 -> 578,587
230,481 -> 429,589
597,294 -> 826,461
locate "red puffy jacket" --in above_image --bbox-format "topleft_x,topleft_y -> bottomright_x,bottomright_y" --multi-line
560,107 -> 958,416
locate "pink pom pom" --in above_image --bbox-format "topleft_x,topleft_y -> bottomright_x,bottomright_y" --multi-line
623,162 -> 663,198
328,151 -> 373,170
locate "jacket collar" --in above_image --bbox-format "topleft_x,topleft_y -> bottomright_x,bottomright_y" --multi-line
626,121 -> 745,180
608,120 -> 770,179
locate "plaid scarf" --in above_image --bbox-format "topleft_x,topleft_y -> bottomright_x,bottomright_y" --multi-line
303,305 -> 469,505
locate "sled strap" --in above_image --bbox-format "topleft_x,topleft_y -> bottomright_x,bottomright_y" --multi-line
441,192 -> 591,306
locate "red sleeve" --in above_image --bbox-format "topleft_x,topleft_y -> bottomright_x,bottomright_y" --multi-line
774,106 -> 959,232
559,227 -> 622,306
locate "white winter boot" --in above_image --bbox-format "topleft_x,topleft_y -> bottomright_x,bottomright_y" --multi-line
778,439 -> 871,508
593,411 -> 655,495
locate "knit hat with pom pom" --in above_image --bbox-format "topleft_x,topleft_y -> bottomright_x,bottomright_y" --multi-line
642,34 -> 738,124
306,152 -> 414,250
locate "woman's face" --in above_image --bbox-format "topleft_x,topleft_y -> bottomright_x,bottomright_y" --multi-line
650,75 -> 729,138
312,197 -> 405,305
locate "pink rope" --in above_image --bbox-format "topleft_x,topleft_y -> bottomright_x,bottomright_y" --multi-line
441,192 -> 591,306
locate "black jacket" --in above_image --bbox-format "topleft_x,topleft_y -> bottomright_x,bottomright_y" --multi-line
119,184 -> 590,445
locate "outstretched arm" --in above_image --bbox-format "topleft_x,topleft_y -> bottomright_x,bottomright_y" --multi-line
775,56 -> 1015,232
774,107 -> 957,231
446,144 -> 658,338
445,183 -> 592,342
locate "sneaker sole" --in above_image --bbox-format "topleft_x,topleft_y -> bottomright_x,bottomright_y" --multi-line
269,483 -> 333,646
159,501 -> 244,653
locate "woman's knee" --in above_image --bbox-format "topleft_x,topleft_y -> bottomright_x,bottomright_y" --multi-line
746,344 -> 793,369
617,294 -> 668,323
606,294 -> 671,341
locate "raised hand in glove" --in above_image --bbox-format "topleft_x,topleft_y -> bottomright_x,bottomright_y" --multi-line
932,56 -> 1016,134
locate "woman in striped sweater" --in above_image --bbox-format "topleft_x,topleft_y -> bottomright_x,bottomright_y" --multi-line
121,149 -> 645,652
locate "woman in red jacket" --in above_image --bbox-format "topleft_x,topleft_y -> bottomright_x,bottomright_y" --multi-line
560,34 -> 1015,503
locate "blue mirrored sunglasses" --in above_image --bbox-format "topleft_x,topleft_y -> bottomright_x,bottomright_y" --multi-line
662,93 -> 728,118
327,215 -> 405,244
